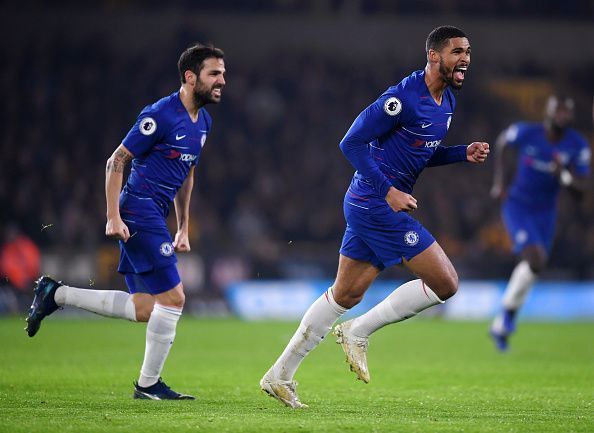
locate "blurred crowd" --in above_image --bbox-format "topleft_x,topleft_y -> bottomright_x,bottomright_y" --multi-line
1,18 -> 594,299
15,1 -> 594,20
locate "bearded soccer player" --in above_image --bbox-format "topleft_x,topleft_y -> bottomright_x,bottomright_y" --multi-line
26,43 -> 226,399
260,26 -> 490,408
489,95 -> 590,352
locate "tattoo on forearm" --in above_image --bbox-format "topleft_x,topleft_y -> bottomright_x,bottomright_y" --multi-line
106,149 -> 132,173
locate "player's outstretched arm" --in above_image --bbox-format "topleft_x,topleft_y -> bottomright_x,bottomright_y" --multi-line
426,144 -> 480,167
173,166 -> 194,253
105,144 -> 133,242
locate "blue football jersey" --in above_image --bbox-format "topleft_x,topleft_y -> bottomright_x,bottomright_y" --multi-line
505,122 -> 591,208
119,92 -> 211,230
341,70 -> 464,208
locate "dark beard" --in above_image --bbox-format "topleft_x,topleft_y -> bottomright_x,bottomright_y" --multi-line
549,122 -> 566,136
193,85 -> 218,107
439,59 -> 461,90
193,89 -> 211,107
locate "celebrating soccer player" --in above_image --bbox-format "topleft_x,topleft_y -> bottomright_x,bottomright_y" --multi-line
26,43 -> 226,399
489,95 -> 591,351
261,26 -> 490,408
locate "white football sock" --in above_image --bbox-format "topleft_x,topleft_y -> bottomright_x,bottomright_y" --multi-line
271,287 -> 347,381
349,279 -> 443,338
501,260 -> 536,311
54,286 -> 136,321
138,304 -> 182,388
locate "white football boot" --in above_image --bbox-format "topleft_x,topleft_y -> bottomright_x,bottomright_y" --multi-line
260,369 -> 308,409
334,320 -> 370,383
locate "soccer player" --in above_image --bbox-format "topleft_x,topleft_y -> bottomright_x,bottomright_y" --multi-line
25,43 -> 226,399
489,95 -> 590,351
260,26 -> 490,408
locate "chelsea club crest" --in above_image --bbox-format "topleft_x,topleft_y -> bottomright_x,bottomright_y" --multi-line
404,231 -> 419,246
159,242 -> 174,257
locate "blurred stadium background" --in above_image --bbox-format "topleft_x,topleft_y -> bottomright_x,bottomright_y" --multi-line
1,0 -> 594,320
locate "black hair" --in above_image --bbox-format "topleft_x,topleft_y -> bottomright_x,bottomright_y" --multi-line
178,43 -> 224,83
425,26 -> 467,53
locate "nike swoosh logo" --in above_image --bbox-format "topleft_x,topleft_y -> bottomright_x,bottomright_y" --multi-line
421,123 -> 432,128
175,134 -> 186,140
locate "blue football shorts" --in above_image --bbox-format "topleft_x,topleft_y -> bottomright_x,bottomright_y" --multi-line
339,200 -> 435,271
117,228 -> 181,295
502,198 -> 556,254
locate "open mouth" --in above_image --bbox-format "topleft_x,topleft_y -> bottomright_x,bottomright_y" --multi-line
453,65 -> 468,82
212,88 -> 222,97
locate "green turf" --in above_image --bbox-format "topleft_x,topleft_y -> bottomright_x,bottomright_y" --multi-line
0,316 -> 592,433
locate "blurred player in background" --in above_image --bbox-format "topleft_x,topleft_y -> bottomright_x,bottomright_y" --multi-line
489,95 -> 591,351
261,26 -> 490,408
26,43 -> 226,399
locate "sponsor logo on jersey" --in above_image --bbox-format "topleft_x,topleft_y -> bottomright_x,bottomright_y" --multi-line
523,156 -> 555,173
159,242 -> 174,257
424,140 -> 441,148
175,133 -> 186,141
404,231 -> 419,246
164,149 -> 197,162
412,139 -> 442,148
139,117 -> 157,136
384,97 -> 402,116
180,154 -> 197,162
165,149 -> 182,159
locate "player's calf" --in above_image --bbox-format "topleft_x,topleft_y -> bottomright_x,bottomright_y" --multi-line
131,293 -> 155,322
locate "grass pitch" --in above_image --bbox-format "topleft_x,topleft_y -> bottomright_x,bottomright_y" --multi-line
0,316 -> 592,433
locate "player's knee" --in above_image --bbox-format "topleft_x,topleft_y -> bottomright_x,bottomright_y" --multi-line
522,247 -> 547,274
153,284 -> 186,309
432,271 -> 458,301
168,290 -> 185,309
443,274 -> 459,300
333,289 -> 364,309
527,257 -> 546,274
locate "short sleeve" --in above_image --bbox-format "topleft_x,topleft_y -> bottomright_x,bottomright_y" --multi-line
122,107 -> 166,157
504,122 -> 526,148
